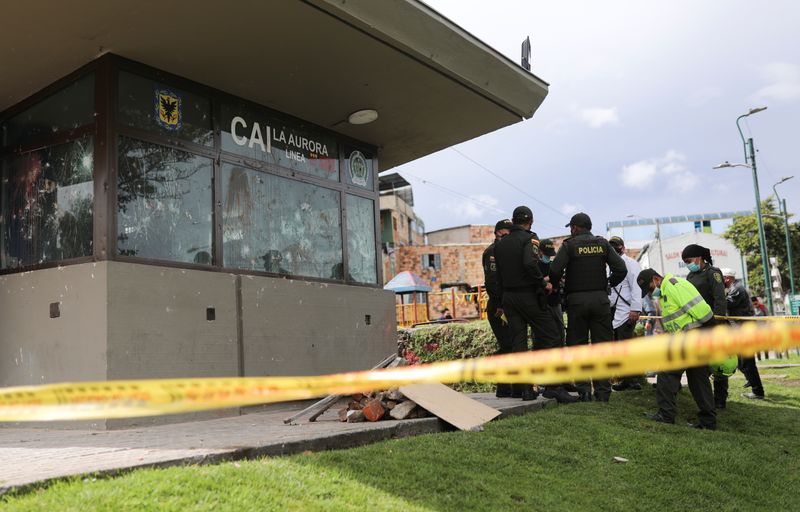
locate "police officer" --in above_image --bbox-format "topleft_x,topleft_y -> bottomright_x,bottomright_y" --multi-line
549,213 -> 627,402
721,268 -> 765,400
494,206 -> 577,403
682,244 -> 729,408
482,219 -> 514,397
538,238 -> 566,344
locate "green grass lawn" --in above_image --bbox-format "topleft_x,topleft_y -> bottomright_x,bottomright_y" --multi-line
4,359 -> 800,511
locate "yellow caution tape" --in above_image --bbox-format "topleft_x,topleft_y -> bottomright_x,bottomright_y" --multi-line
0,322 -> 798,422
640,315 -> 800,322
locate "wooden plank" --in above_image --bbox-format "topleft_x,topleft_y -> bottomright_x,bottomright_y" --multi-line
399,383 -> 500,431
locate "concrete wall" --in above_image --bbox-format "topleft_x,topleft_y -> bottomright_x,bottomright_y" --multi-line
242,278 -> 396,377
0,263 -> 108,387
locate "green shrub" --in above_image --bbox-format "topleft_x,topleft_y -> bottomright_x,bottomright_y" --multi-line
398,321 -> 499,392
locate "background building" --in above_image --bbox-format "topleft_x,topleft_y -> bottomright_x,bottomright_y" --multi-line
638,231 -> 745,278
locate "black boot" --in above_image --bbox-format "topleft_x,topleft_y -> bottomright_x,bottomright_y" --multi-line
511,384 -> 523,399
578,391 -> 593,402
521,384 -> 539,401
542,386 -> 579,404
495,384 -> 512,398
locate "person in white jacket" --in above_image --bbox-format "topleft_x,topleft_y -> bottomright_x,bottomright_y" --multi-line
607,237 -> 643,391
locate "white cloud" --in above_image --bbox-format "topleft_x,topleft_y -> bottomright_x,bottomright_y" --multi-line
440,194 -> 499,219
560,202 -> 583,215
620,150 -> 697,191
687,86 -> 723,107
752,62 -> 800,102
577,107 -> 620,128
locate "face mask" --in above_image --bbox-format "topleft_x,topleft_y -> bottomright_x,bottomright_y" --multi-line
541,255 -> 551,264
687,262 -> 701,273
652,287 -> 662,298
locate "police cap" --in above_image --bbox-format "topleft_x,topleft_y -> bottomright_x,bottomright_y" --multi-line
565,212 -> 592,229
494,219 -> 513,232
637,268 -> 661,298
512,206 -> 533,223
539,238 -> 557,257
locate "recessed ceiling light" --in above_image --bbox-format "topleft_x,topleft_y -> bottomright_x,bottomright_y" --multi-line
348,109 -> 379,125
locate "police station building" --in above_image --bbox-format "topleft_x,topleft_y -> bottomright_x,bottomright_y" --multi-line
0,0 -> 547,427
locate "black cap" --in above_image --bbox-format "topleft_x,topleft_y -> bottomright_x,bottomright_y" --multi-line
637,268 -> 661,298
565,212 -> 592,229
539,238 -> 556,257
609,236 -> 624,247
512,206 -> 533,223
494,219 -> 513,232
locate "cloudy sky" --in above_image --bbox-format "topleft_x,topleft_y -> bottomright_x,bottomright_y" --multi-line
392,0 -> 800,243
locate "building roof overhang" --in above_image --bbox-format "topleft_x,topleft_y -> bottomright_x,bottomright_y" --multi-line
0,0 -> 548,169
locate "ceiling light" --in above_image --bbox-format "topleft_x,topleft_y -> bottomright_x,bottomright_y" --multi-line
348,109 -> 379,125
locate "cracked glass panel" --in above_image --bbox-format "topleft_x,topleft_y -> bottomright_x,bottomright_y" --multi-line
1,136 -> 94,269
1,74 -> 94,149
222,163 -> 342,278
117,137 -> 213,264
346,194 -> 377,284
220,102 -> 339,181
118,71 -> 213,147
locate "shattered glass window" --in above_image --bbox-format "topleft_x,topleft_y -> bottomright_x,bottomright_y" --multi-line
0,136 -> 94,269
220,102 -> 339,181
221,163 -> 342,278
117,137 -> 213,264
118,72 -> 213,147
1,74 -> 94,149
346,194 -> 377,283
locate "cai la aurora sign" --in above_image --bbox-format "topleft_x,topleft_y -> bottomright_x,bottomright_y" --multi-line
230,116 -> 330,164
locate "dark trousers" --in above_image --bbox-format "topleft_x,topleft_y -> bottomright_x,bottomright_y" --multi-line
566,291 -> 613,398
613,320 -> 643,385
739,356 -> 765,396
487,297 -> 513,355
656,366 -> 716,428
550,303 -> 566,345
503,290 -> 563,353
713,374 -> 729,407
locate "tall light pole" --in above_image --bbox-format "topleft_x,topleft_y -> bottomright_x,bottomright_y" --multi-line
723,106 -> 772,314
773,176 -> 796,296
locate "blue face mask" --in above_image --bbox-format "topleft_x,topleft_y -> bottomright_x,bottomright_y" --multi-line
541,255 -> 551,264
687,262 -> 701,273
652,288 -> 662,298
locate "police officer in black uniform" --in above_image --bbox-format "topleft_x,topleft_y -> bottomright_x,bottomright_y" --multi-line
722,269 -> 765,400
549,213 -> 627,402
538,238 -> 566,344
482,219 -> 514,397
494,206 -> 577,403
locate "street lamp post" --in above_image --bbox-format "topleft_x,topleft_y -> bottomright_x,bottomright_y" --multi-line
773,176 -> 796,296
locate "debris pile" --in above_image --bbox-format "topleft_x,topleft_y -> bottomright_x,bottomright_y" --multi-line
337,387 -> 432,423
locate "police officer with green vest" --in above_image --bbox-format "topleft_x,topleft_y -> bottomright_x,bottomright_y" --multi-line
682,244 -> 730,408
482,219 -> 514,397
549,213 -> 627,402
495,206 -> 577,403
637,268 -> 717,430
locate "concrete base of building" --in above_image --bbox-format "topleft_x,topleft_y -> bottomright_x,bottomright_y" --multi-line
0,261 -> 396,429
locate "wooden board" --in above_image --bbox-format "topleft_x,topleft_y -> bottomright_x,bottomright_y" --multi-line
399,383 -> 500,431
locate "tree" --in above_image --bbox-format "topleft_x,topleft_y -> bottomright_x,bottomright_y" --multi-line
723,198 -> 800,299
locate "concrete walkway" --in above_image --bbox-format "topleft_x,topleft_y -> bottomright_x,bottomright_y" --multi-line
0,393 -> 555,494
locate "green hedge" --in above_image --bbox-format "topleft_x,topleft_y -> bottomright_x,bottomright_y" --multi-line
398,321 -> 499,392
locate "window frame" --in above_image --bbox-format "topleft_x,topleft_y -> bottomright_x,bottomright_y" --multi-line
0,54 -> 381,286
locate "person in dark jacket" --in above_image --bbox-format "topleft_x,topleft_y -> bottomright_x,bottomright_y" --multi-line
494,206 -> 577,403
549,213 -> 627,402
722,268 -> 765,400
538,238 -> 566,344
682,243 -> 729,408
482,219 -> 514,397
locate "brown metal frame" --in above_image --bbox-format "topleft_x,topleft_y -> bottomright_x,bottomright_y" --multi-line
0,54 -> 382,287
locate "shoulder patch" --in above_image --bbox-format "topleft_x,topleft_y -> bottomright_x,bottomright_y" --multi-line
713,271 -> 722,283
531,239 -> 539,246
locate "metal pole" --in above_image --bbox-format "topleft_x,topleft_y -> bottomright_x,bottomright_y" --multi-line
748,138 -> 774,314
656,219 -> 666,274
782,198 -> 796,295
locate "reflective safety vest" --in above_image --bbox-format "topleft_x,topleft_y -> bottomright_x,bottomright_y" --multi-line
659,274 -> 713,332
710,355 -> 738,377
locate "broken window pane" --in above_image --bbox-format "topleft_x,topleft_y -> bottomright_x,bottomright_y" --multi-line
117,137 -> 213,264
1,74 -> 94,149
220,102 -> 339,181
346,194 -> 377,283
221,163 -> 342,279
118,71 -> 213,147
1,136 -> 94,268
